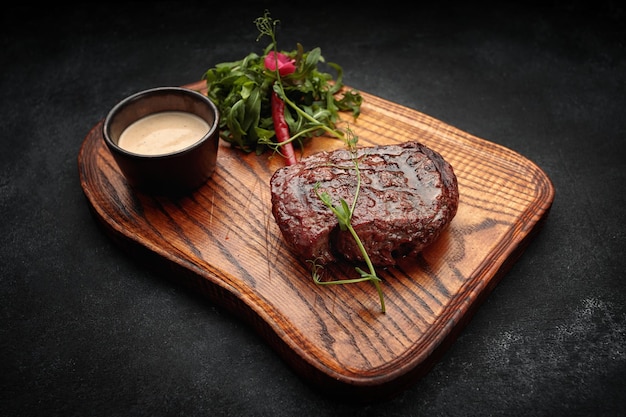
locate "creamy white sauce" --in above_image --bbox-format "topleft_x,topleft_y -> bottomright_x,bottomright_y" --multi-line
118,111 -> 210,155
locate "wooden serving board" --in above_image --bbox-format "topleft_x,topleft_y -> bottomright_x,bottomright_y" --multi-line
78,80 -> 554,400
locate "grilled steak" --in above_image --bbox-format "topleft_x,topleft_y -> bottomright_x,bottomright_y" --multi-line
270,141 -> 459,266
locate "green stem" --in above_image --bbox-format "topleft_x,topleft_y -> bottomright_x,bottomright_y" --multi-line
313,146 -> 386,313
259,10 -> 383,312
275,85 -> 345,141
347,225 -> 386,313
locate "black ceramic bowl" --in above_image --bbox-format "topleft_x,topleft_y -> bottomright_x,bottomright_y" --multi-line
103,87 -> 220,195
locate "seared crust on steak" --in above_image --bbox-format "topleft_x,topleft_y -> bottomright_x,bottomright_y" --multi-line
270,141 -> 459,266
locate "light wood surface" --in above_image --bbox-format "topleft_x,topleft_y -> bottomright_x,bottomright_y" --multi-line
78,80 -> 554,399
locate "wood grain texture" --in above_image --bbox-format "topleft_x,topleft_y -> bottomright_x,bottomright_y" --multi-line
78,80 -> 555,400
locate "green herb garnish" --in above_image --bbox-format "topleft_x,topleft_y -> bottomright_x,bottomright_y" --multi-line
310,131 -> 386,313
202,10 -> 362,156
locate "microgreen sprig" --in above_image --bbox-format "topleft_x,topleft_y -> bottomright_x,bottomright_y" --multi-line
255,11 -> 349,145
256,12 -> 383,311
311,131 -> 386,313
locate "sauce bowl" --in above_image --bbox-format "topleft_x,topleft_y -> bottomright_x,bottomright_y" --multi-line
103,86 -> 220,195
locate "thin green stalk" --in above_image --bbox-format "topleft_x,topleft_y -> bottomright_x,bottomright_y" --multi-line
257,10 -> 383,312
313,139 -> 386,313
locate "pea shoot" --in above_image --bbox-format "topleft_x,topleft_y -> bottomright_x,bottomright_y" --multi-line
310,131 -> 386,314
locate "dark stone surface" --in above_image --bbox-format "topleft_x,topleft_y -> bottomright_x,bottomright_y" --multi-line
2,2 -> 625,416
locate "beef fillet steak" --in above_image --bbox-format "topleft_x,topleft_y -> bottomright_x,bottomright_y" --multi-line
270,141 -> 459,266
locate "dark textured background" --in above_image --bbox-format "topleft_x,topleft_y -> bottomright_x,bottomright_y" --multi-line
2,2 -> 625,416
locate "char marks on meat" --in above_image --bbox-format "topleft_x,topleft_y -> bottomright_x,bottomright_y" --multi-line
270,141 -> 459,266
